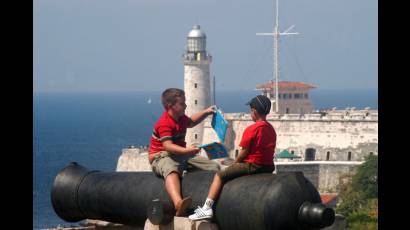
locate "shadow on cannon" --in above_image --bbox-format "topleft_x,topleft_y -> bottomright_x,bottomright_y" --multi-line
51,162 -> 335,230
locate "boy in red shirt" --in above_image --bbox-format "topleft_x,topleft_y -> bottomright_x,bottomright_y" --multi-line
189,95 -> 276,220
149,88 -> 220,217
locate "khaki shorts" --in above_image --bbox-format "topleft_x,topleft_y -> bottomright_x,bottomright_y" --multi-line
151,151 -> 220,178
217,162 -> 275,183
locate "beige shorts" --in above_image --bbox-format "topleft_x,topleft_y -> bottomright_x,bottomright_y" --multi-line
151,151 -> 220,178
217,162 -> 275,183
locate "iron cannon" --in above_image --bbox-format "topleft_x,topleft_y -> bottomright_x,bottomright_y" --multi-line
51,162 -> 334,229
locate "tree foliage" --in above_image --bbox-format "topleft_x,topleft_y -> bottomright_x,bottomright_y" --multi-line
335,154 -> 378,229
352,154 -> 378,199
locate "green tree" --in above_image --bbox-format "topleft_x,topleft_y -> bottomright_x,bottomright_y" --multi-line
335,154 -> 378,229
351,154 -> 378,199
335,187 -> 365,217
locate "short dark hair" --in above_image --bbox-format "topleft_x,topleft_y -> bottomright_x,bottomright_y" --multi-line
246,95 -> 271,115
161,88 -> 185,109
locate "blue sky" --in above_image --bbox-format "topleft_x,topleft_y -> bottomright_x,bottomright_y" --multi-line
33,0 -> 377,92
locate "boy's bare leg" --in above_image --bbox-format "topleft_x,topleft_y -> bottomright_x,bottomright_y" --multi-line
207,174 -> 223,200
165,172 -> 192,216
165,172 -> 182,207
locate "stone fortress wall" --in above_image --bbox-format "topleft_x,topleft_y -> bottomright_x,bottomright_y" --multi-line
203,108 -> 378,162
275,162 -> 362,193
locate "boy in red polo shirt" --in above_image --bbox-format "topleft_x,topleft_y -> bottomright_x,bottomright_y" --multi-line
149,88 -> 220,217
189,95 -> 276,220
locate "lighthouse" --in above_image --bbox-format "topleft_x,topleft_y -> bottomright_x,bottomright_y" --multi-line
183,25 -> 212,147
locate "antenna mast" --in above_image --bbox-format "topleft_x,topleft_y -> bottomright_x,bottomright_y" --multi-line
213,75 -> 216,105
256,0 -> 299,113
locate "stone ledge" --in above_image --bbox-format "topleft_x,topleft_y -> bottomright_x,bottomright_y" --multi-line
44,218 -> 217,230
84,219 -> 142,230
144,217 -> 218,230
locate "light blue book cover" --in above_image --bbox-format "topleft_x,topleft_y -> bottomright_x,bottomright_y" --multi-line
211,108 -> 228,143
198,142 -> 229,159
198,108 -> 229,159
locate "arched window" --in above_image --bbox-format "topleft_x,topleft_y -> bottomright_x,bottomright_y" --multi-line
348,152 -> 352,161
195,134 -> 198,139
305,148 -> 316,161
326,151 -> 330,161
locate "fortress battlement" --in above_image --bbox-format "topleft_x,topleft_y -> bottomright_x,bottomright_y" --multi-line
222,109 -> 378,122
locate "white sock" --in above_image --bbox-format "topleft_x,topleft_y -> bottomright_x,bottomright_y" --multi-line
203,198 -> 214,210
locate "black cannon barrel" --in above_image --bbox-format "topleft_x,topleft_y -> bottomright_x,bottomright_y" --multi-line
51,162 -> 334,229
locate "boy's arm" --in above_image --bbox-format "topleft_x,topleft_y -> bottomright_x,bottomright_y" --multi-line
188,105 -> 216,128
234,148 -> 250,163
162,140 -> 200,155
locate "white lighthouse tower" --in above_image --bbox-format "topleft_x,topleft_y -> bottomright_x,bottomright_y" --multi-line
183,25 -> 212,147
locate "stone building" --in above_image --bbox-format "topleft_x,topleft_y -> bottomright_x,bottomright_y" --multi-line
256,81 -> 316,114
183,25 -> 212,147
200,107 -> 378,193
202,108 -> 378,163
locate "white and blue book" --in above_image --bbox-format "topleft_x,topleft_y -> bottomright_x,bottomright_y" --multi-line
198,141 -> 228,160
198,108 -> 229,159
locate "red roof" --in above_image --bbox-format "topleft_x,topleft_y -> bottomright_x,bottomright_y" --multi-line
256,81 -> 316,90
320,194 -> 338,204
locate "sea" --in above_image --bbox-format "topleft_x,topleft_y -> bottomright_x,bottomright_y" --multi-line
33,89 -> 377,229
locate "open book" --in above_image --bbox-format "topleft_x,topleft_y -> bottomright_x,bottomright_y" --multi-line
198,142 -> 228,160
198,108 -> 229,159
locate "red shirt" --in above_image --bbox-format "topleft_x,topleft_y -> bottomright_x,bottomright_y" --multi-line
239,120 -> 276,166
149,112 -> 190,159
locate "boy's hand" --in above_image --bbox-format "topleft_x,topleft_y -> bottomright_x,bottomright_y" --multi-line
205,105 -> 217,115
189,106 -> 217,128
186,146 -> 200,154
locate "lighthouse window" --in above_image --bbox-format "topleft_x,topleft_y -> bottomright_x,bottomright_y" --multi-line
195,100 -> 197,105
188,39 -> 201,52
188,40 -> 194,51
194,83 -> 197,88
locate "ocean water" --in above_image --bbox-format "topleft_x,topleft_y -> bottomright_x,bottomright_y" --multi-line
33,89 -> 377,229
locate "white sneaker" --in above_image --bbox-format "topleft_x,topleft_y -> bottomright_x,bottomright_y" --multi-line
188,206 -> 213,220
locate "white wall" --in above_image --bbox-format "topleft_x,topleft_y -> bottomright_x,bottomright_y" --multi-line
202,110 -> 378,161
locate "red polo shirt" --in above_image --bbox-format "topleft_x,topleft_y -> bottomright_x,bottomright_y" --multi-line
148,112 -> 191,160
239,120 -> 276,166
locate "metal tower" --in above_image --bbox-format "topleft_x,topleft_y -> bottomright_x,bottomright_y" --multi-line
256,0 -> 299,113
